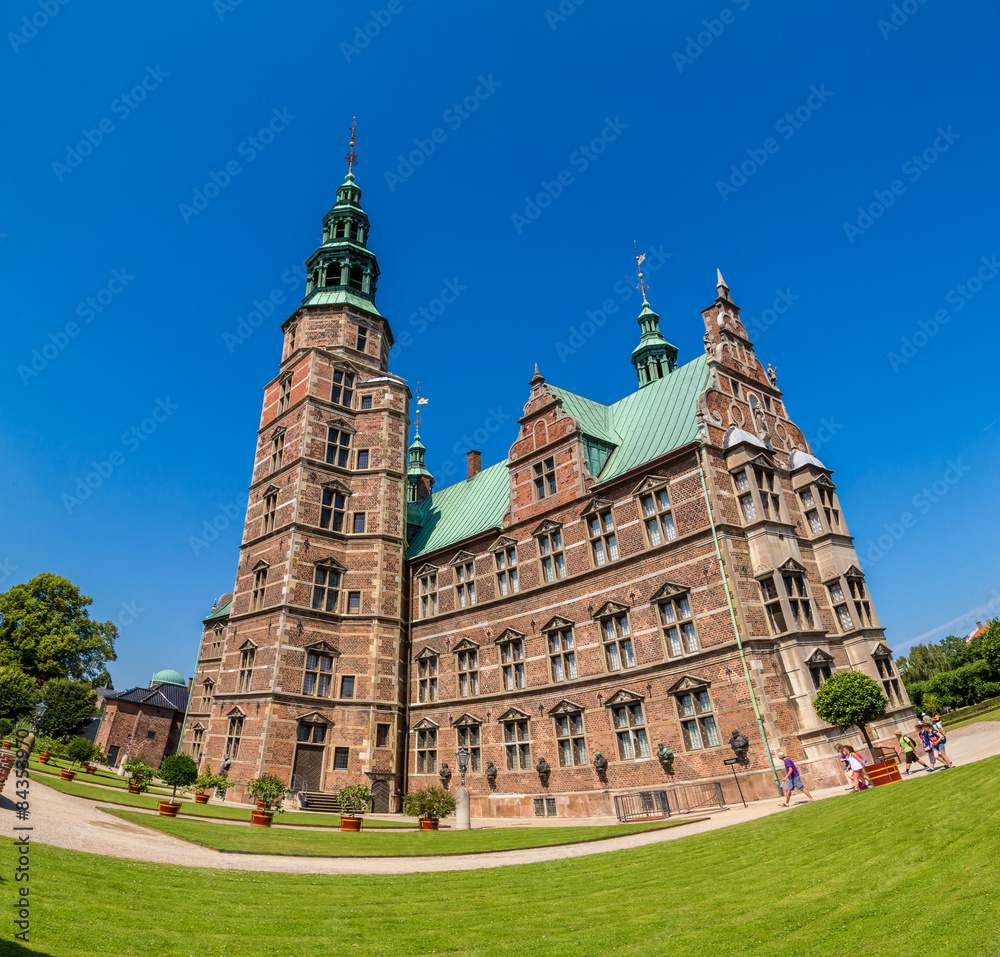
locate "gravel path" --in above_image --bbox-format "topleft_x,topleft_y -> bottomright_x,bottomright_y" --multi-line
4,722 -> 996,876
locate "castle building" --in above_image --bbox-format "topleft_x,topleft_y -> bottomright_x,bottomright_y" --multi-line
181,157 -> 910,816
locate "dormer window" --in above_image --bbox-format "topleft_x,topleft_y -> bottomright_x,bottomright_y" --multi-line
534,457 -> 556,500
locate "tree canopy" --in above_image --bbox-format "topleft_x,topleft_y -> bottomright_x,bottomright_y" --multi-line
38,678 -> 99,739
813,671 -> 889,753
0,666 -> 40,720
0,573 -> 117,681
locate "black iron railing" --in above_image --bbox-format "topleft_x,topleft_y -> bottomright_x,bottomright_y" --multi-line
613,781 -> 725,822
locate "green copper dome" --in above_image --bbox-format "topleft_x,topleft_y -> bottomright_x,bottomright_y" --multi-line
151,669 -> 186,687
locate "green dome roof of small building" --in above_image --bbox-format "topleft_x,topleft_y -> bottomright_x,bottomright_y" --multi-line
151,669 -> 186,687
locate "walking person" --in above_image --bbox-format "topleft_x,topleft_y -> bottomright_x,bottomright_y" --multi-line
916,724 -> 940,770
777,750 -> 814,806
894,730 -> 931,773
837,745 -> 855,790
844,745 -> 871,791
927,722 -> 953,769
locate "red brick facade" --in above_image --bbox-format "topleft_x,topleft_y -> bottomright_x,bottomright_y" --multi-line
95,697 -> 185,768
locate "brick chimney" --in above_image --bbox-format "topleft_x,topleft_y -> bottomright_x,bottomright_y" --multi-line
467,450 -> 482,479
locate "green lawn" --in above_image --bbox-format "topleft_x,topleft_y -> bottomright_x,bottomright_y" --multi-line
945,704 -> 1000,731
8,755 -> 999,957
103,808 -> 689,856
31,772 -> 415,827
27,758 -> 175,795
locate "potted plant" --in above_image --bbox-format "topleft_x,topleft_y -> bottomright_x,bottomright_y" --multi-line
62,737 -> 98,781
403,785 -> 457,831
34,735 -> 64,765
193,765 -> 226,805
122,753 -> 155,794
336,784 -> 371,831
157,753 -> 199,816
0,718 -> 13,749
246,773 -> 289,827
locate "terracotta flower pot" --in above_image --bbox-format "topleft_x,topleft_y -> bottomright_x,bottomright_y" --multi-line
340,815 -> 362,832
194,793 -> 210,804
84,764 -> 97,774
250,810 -> 273,827
38,752 -> 50,764
128,783 -> 143,795
257,800 -> 265,810
419,818 -> 440,831
60,769 -> 76,782
158,801 -> 181,817
2,740 -> 10,749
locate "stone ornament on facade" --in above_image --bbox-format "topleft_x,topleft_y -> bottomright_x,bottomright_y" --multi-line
438,762 -> 452,788
536,757 -> 551,787
729,730 -> 750,765
485,760 -> 498,789
656,742 -> 674,773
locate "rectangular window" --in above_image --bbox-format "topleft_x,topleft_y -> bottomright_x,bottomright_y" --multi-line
225,715 -> 243,760
333,747 -> 349,771
296,724 -> 326,744
347,591 -> 361,614
238,646 -> 255,692
278,376 -> 291,413
783,573 -> 814,630
192,727 -> 203,761
331,369 -> 355,407
612,703 -> 650,760
270,432 -> 284,472
146,730 -> 156,740
533,457 -> 557,500
602,614 -> 634,672
417,657 -> 438,703
376,723 -> 390,748
503,719 -> 531,770
810,660 -> 832,689
416,728 -> 437,774
302,649 -> 334,696
250,568 -> 267,611
640,487 -> 677,546
806,510 -> 823,535
555,712 -> 587,767
325,428 -> 350,468
319,489 -> 346,532
677,690 -> 721,751
312,566 -> 340,612
494,546 -> 518,596
500,639 -> 526,690
456,724 -> 482,772
538,528 -> 566,583
658,594 -> 698,658
356,449 -> 369,469
457,649 -> 479,697
340,675 -> 355,698
455,561 -> 475,608
360,395 -> 373,410
801,489 -> 815,508
547,628 -> 577,682
588,509 -> 619,566
755,468 -> 782,520
353,512 -> 366,534
356,326 -> 368,353
261,492 -> 277,535
419,574 -> 438,618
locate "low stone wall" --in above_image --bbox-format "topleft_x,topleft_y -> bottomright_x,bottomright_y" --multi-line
0,749 -> 15,794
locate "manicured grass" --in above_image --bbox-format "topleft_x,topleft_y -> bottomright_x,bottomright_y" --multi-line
11,755 -> 1000,957
31,772 -> 415,827
27,758 -> 175,795
945,706 -> 1000,731
104,808 -> 688,856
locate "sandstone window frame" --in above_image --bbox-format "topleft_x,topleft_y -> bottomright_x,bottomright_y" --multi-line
454,639 -> 480,698
209,624 -> 223,658
269,427 -> 286,473
199,678 -> 214,712
237,640 -> 256,693
330,365 -> 355,408
805,648 -> 835,690
582,499 -> 619,567
796,474 -> 843,538
872,642 -> 902,703
324,419 -> 355,469
499,708 -> 532,770
550,700 -> 588,767
668,677 -> 721,752
651,582 -> 699,659
191,724 -> 204,761
416,565 -> 439,619
633,476 -> 678,548
497,629 -> 527,691
534,521 -> 566,583
757,559 -> 816,636
542,616 -> 577,683
605,690 -> 650,761
250,561 -> 268,612
451,551 -> 476,609
224,708 -> 245,760
594,601 -> 635,673
732,455 -> 784,525
491,536 -> 519,596
261,485 -> 278,536
414,719 -> 438,774
533,456 -> 557,500
415,648 -> 439,703
319,481 -> 350,533
454,714 -> 482,771
301,641 -> 337,697
277,372 -> 292,414
311,558 -> 343,613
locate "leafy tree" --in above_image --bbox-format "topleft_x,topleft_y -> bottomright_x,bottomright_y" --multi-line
159,753 -> 199,804
90,669 -> 114,690
38,678 -> 99,738
979,619 -> 1000,676
0,666 -> 40,720
923,658 -> 1000,709
813,671 -> 889,755
0,573 -> 117,681
896,643 -> 949,684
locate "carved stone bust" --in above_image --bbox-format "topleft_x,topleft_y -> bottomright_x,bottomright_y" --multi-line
485,760 -> 498,786
439,762 -> 452,787
536,757 -> 551,786
593,751 -> 608,772
729,730 -> 750,763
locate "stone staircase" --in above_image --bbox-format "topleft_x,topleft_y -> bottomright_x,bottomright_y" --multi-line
304,790 -> 346,813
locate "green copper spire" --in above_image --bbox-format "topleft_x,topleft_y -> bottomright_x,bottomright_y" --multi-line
302,120 -> 380,307
630,246 -> 677,387
407,431 -> 434,503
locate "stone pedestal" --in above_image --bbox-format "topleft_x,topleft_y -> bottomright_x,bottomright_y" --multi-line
455,785 -> 471,830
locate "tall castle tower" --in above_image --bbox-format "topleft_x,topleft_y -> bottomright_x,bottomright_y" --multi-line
182,134 -> 411,811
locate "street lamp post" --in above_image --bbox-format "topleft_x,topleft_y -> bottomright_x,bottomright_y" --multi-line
455,747 -> 471,830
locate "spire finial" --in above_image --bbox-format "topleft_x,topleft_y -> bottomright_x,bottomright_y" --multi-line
415,381 -> 429,433
534,362 -> 540,376
634,241 -> 648,301
345,116 -> 358,174
716,267 -> 730,300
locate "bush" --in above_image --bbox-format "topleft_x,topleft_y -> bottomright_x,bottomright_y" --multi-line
246,773 -> 289,812
403,786 -> 457,821
813,671 -> 889,753
34,735 -> 65,757
337,784 -> 371,817
194,764 -> 227,795
923,659 -> 1000,709
123,753 -> 156,792
0,718 -> 13,739
65,737 -> 97,768
159,753 -> 199,802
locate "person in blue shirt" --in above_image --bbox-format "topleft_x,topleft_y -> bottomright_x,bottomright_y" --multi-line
777,750 -> 814,806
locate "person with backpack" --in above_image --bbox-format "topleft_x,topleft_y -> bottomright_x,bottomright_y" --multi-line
844,745 -> 871,791
926,721 -> 953,769
894,730 -> 932,773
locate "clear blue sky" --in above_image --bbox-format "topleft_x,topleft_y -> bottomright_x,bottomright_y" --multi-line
3,1 -> 998,689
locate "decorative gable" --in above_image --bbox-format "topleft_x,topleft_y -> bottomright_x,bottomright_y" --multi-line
452,637 -> 480,653
226,706 -> 247,718
815,474 -> 835,488
540,615 -> 574,633
531,519 -> 563,536
631,474 -> 670,496
805,648 -> 834,665
296,711 -> 329,725
494,628 -> 526,644
453,713 -> 482,728
414,562 -> 439,578
270,425 -> 286,438
496,706 -> 531,722
871,642 -> 892,658
314,557 -> 346,572
261,484 -> 280,497
667,674 -> 710,695
320,478 -> 352,496
747,451 -> 776,470
251,559 -> 269,571
580,497 -> 614,517
777,557 -> 807,574
593,600 -> 630,619
303,640 -> 339,657
604,689 -> 644,707
450,549 -> 476,565
239,638 -> 257,652
490,535 -> 517,552
548,698 -> 586,715
325,416 -> 356,434
412,717 -> 439,731
844,564 -> 865,579
415,646 -> 440,661
649,581 -> 690,603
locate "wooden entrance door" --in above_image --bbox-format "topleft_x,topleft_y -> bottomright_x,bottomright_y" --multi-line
371,778 -> 390,812
107,745 -> 120,766
293,745 -> 325,790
